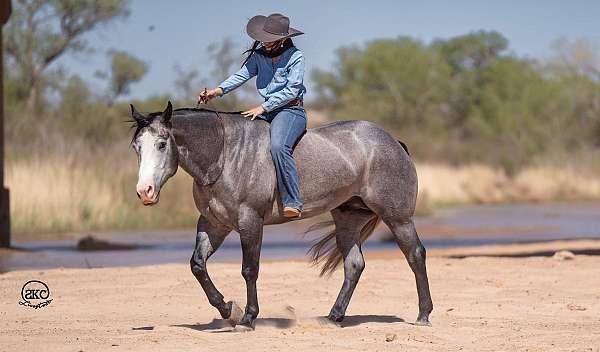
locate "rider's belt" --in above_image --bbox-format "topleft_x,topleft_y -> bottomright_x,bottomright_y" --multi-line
286,98 -> 303,106
285,97 -> 303,108
266,97 -> 303,111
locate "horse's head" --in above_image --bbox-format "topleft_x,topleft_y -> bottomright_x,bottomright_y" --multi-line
130,101 -> 178,206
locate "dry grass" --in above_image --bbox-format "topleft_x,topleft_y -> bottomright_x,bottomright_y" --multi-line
416,162 -> 600,210
7,146 -> 600,240
6,145 -> 198,240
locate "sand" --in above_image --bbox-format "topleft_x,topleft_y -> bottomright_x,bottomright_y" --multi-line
1,243 -> 600,351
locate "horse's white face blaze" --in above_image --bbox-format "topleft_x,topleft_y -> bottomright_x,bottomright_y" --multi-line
134,129 -> 176,205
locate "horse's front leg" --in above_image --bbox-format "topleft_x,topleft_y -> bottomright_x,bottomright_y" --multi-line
190,216 -> 235,320
235,209 -> 264,330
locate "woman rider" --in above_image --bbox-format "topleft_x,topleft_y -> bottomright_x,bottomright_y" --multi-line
199,13 -> 306,218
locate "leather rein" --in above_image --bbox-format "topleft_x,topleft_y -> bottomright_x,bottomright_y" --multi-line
196,88 -> 226,185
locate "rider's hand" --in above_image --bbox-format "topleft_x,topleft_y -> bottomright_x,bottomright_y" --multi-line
242,105 -> 265,120
197,87 -> 223,104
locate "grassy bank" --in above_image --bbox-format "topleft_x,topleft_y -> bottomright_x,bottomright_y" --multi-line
7,143 -> 198,240
7,145 -> 600,240
416,161 -> 600,209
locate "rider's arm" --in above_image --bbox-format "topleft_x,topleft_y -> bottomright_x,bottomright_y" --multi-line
218,54 -> 258,94
261,51 -> 305,113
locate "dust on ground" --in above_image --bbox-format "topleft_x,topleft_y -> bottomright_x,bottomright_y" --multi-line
1,240 -> 599,351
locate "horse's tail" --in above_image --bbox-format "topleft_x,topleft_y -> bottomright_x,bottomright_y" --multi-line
307,216 -> 381,277
397,139 -> 409,155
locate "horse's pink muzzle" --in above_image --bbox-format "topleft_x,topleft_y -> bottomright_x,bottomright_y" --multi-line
136,183 -> 159,205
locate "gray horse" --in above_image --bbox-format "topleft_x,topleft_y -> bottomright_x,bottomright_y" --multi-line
130,101 -> 433,330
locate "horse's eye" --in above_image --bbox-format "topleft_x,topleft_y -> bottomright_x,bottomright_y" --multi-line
157,141 -> 167,151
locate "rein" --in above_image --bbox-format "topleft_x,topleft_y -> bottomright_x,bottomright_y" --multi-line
196,89 -> 226,185
197,88 -> 223,120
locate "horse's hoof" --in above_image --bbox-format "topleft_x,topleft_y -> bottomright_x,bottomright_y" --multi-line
317,316 -> 341,327
233,324 -> 254,332
327,312 -> 345,323
226,301 -> 244,327
415,318 -> 432,327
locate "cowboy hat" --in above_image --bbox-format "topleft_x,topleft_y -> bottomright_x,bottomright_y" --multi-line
246,13 -> 304,43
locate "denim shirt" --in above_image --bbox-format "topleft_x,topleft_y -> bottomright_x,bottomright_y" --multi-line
218,46 -> 306,112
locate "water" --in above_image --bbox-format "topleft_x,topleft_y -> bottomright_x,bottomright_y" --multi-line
2,203 -> 600,272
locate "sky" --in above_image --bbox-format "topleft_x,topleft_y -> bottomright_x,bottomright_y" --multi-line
61,0 -> 600,101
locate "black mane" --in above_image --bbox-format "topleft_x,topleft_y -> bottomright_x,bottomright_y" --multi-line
173,107 -> 243,115
129,107 -> 243,144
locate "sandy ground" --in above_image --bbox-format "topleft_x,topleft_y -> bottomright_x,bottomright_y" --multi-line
1,242 -> 600,351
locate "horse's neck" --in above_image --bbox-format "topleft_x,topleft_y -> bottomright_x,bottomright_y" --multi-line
171,113 -> 227,186
174,113 -> 271,187
171,112 -> 261,184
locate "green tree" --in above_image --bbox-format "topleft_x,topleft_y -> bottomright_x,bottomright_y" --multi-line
432,30 -> 509,73
312,31 -> 600,171
313,37 -> 452,128
3,0 -> 130,110
432,31 -> 511,130
547,38 -> 600,145
106,50 -> 148,103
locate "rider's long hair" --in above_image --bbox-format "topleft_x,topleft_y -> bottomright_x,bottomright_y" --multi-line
241,38 -> 295,67
241,40 -> 261,67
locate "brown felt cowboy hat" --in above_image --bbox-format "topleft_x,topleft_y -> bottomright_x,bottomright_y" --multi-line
246,13 -> 304,43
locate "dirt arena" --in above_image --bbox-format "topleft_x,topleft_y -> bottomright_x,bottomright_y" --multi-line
1,241 -> 599,351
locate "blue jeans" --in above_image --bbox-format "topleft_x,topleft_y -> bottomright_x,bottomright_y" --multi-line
257,106 -> 306,210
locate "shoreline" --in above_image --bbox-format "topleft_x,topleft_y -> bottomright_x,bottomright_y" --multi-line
2,238 -> 600,272
10,199 -> 600,242
3,201 -> 600,273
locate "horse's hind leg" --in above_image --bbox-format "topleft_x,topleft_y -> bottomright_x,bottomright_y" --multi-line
385,218 -> 433,325
327,206 -> 377,322
190,216 -> 234,320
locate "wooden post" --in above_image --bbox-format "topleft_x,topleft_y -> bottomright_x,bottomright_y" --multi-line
0,0 -> 11,248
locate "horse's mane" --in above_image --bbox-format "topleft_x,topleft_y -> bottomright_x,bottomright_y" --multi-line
129,107 -> 243,144
173,107 -> 243,115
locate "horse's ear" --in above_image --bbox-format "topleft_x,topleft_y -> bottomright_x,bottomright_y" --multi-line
130,104 -> 145,123
161,101 -> 173,123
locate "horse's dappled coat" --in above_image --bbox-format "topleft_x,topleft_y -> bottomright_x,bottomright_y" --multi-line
130,103 -> 433,329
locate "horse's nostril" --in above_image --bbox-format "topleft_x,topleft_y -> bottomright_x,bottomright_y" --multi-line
146,184 -> 153,196
136,191 -> 141,199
